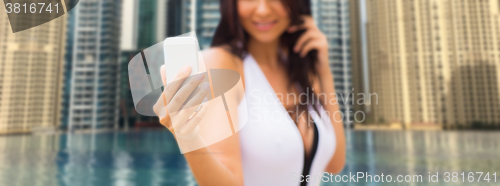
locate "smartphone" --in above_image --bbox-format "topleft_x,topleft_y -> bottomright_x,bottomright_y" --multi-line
163,36 -> 200,108
163,36 -> 199,83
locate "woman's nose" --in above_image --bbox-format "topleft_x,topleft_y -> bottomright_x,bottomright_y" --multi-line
255,0 -> 272,16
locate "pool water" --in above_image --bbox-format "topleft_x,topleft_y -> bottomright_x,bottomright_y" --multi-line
0,130 -> 498,186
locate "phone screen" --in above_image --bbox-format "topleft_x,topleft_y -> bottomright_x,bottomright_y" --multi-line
164,37 -> 199,83
163,37 -> 201,107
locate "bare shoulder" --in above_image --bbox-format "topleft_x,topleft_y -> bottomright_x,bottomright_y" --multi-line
202,47 -> 244,73
200,48 -> 245,176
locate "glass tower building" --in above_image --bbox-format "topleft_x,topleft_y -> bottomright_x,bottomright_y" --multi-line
118,0 -> 170,129
172,0 -> 219,48
194,0 -> 220,49
63,0 -> 121,130
312,0 -> 353,125
0,3 -> 66,133
138,0 -> 158,49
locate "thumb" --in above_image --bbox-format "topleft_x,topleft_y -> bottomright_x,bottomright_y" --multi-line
160,65 -> 167,86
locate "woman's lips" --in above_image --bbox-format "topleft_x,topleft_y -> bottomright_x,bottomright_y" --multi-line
253,21 -> 277,31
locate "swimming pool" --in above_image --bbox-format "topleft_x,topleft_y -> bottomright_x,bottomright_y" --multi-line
0,130 -> 498,186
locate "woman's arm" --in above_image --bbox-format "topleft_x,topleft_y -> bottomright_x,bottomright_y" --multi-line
184,48 -> 246,185
317,64 -> 346,174
155,47 -> 245,185
183,132 -> 243,186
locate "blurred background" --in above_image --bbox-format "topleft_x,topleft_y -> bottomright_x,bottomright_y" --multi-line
0,0 -> 499,185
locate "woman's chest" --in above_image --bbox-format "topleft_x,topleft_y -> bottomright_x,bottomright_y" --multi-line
258,64 -> 317,156
260,68 -> 301,110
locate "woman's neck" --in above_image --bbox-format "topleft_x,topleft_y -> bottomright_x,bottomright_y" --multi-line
247,38 -> 280,67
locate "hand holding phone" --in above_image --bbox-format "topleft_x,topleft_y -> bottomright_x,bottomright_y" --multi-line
154,36 -> 210,140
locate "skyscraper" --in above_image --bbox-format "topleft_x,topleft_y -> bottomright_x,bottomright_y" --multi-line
312,0 -> 353,125
170,0 -> 194,36
118,0 -> 172,129
63,0 -> 122,130
194,0 -> 220,49
366,0 -> 500,128
0,6 -> 66,133
137,0 -> 168,49
166,0 -> 185,37
170,0 -> 220,48
138,0 -> 159,49
349,0 -> 365,116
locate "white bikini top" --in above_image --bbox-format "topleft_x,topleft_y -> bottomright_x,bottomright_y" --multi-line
237,55 -> 336,186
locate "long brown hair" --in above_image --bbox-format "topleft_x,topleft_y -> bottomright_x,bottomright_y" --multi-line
211,0 -> 321,112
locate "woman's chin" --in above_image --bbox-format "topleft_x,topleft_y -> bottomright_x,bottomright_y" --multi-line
252,35 -> 282,44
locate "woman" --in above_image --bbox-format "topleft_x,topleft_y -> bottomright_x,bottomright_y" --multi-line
154,0 -> 346,185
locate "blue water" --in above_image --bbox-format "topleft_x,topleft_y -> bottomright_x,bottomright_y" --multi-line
0,130 -> 498,186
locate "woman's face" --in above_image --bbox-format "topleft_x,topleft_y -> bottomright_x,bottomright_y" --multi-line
237,0 -> 290,43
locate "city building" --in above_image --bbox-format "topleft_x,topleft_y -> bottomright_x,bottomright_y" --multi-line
62,0 -> 122,130
120,0 -> 170,51
166,0 -> 185,37
137,0 -> 168,49
138,0 -> 159,49
312,0 -> 354,125
0,5 -> 66,134
349,0 -> 370,123
348,0 -> 363,112
118,0 -> 172,129
169,0 -> 220,48
194,0 -> 220,49
366,0 -> 500,128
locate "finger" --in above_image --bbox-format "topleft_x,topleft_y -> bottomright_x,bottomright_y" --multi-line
153,101 -> 166,117
158,65 -> 169,112
299,15 -> 314,27
153,96 -> 169,120
287,24 -> 306,33
159,112 -> 173,129
300,41 -> 318,58
168,73 -> 206,112
153,103 -> 174,131
154,65 -> 191,126
161,65 -> 191,86
183,82 -> 211,109
154,100 -> 173,133
294,31 -> 314,53
159,65 -> 192,107
160,65 -> 167,86
301,15 -> 313,20
176,125 -> 200,140
179,99 -> 209,135
170,101 -> 202,131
